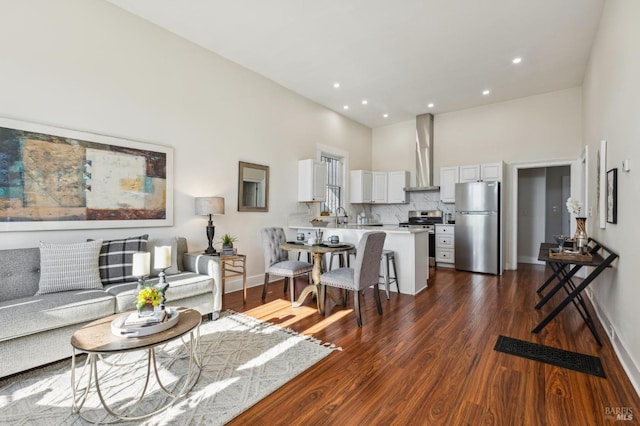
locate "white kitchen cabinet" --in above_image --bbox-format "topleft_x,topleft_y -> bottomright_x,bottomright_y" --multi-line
435,224 -> 455,268
298,159 -> 327,202
387,171 -> 409,204
480,162 -> 503,182
350,170 -> 373,203
459,164 -> 481,183
439,166 -> 459,203
459,162 -> 503,183
371,172 -> 388,204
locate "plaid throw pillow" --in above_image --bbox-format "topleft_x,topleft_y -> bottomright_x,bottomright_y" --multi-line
96,235 -> 149,284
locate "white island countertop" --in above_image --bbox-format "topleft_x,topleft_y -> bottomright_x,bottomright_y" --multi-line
290,224 -> 429,295
295,224 -> 430,234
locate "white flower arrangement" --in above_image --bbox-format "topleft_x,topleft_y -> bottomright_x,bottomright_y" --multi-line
566,197 -> 583,216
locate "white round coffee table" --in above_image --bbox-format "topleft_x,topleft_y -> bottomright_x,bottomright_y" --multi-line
70,307 -> 201,422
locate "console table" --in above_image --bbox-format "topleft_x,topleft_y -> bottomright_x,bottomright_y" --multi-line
534,238 -> 618,345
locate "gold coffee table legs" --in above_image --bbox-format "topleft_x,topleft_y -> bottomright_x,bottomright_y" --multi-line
71,329 -> 201,422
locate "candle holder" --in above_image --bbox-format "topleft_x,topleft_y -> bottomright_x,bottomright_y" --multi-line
156,268 -> 170,310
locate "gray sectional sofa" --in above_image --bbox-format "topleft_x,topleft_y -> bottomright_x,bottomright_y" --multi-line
0,237 -> 222,378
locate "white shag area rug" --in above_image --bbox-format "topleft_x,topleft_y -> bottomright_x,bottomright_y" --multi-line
0,310 -> 340,425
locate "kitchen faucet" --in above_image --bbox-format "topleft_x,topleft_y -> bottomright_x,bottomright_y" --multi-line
335,206 -> 348,226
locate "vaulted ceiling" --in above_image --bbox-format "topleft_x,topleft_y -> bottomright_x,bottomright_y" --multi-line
107,0 -> 604,128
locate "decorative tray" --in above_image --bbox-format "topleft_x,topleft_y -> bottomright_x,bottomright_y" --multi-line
111,308 -> 179,338
321,243 -> 349,248
548,249 -> 592,262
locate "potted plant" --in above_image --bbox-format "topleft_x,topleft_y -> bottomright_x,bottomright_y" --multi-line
221,234 -> 238,250
136,286 -> 162,316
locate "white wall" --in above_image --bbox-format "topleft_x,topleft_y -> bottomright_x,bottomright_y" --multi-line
433,88 -> 583,174
372,120 -> 415,181
371,88 -> 583,185
582,0 -> 640,389
0,0 -> 371,288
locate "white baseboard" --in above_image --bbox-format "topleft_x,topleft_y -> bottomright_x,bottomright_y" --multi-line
517,256 -> 545,265
589,293 -> 640,397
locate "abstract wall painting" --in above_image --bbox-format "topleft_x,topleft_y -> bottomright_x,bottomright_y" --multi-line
0,117 -> 173,231
606,168 -> 617,224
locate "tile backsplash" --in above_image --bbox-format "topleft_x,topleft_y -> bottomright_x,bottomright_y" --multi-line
288,191 -> 455,227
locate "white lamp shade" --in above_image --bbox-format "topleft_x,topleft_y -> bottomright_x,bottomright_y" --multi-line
195,196 -> 225,216
154,246 -> 172,269
132,252 -> 150,277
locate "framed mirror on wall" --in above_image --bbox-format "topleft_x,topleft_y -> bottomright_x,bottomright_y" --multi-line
238,161 -> 269,212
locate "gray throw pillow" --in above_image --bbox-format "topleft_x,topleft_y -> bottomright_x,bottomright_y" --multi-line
148,237 -> 181,277
36,240 -> 103,295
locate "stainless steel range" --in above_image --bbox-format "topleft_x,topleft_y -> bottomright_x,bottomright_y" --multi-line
399,210 -> 443,266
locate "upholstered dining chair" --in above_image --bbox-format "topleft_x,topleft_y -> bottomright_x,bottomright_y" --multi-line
260,227 -> 313,303
319,231 -> 386,327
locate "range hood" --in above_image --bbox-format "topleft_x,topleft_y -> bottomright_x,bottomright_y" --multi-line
404,113 -> 440,192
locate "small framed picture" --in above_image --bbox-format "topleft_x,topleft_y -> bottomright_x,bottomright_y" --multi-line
606,168 -> 617,224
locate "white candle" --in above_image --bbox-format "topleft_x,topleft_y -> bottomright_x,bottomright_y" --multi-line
154,246 -> 172,269
132,252 -> 150,276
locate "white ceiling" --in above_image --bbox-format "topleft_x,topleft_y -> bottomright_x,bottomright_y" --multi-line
106,0 -> 604,129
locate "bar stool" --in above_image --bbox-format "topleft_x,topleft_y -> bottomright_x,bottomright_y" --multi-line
329,248 -> 357,270
380,250 -> 399,299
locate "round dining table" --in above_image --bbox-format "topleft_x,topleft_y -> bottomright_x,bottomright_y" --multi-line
281,241 -> 355,314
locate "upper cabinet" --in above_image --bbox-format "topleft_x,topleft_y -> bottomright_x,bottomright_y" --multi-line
440,166 -> 459,203
440,162 -> 503,202
350,170 -> 373,203
298,159 -> 327,202
459,165 -> 481,183
387,171 -> 409,204
350,170 -> 409,204
371,172 -> 388,203
480,163 -> 503,182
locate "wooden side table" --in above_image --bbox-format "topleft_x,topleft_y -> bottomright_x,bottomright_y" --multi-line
221,254 -> 248,303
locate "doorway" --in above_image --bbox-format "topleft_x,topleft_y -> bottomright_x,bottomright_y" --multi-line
507,155 -> 584,270
516,166 -> 570,264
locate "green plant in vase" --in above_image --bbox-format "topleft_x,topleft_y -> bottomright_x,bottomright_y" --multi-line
221,234 -> 238,250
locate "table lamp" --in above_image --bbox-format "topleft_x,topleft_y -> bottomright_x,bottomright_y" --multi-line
195,196 -> 225,255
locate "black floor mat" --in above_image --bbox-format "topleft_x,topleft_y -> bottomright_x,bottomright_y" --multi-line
494,335 -> 605,378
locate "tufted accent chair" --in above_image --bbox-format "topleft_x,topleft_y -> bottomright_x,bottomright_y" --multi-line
320,231 -> 386,327
260,227 -> 313,303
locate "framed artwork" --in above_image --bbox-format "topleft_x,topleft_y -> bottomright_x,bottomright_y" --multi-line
0,117 -> 173,232
606,168 -> 617,224
598,140 -> 607,229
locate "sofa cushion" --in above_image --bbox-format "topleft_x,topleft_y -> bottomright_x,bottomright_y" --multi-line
0,247 -> 41,302
148,237 -> 181,277
96,234 -> 148,284
104,272 -> 214,313
0,289 -> 115,341
36,240 -> 104,295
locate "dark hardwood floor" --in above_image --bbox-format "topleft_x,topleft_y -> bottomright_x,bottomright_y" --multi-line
223,264 -> 640,425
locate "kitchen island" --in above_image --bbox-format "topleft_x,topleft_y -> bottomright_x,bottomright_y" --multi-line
291,225 -> 429,295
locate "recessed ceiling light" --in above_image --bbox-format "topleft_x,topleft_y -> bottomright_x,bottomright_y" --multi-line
383,113 -> 389,118
512,57 -> 522,64
427,103 -> 434,108
343,105 -> 349,110
361,100 -> 368,105
333,82 -> 340,88
482,90 -> 491,96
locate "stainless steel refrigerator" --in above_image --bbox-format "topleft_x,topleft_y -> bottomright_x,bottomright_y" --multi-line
454,181 -> 501,275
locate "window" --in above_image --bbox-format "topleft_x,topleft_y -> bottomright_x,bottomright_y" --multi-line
320,153 -> 343,214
